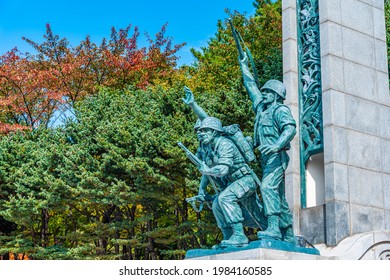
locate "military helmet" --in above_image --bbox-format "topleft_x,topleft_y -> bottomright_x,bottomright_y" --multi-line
193,119 -> 202,131
199,117 -> 224,132
261,79 -> 286,100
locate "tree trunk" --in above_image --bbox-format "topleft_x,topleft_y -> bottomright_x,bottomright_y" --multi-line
115,208 -> 121,257
146,220 -> 156,260
98,205 -> 116,255
41,209 -> 49,247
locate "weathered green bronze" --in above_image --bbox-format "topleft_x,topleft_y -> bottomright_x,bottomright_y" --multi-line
181,87 -> 267,249
185,238 -> 320,258
296,0 -> 324,208
233,20 -> 297,242
180,17 -> 318,253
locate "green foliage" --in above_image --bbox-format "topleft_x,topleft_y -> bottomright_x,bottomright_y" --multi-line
0,87 -> 220,259
182,0 -> 282,138
185,0 -> 282,93
0,0 -> 284,259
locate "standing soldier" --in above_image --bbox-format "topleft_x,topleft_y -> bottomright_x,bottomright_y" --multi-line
239,53 -> 297,243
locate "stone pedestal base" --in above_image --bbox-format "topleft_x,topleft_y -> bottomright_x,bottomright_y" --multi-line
186,248 -> 330,260
185,239 -> 322,260
185,231 -> 390,260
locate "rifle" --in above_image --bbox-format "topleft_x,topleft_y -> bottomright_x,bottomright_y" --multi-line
177,141 -> 203,168
178,142 -> 266,228
178,142 -> 219,212
229,18 -> 245,60
228,18 -> 260,88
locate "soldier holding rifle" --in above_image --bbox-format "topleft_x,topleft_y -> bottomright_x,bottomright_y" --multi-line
180,88 -> 266,248
230,19 -> 297,243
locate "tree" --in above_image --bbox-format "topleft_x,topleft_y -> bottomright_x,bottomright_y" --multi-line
0,24 -> 184,133
0,87 -> 220,259
0,49 -> 64,132
0,1 -> 286,259
0,128 -> 69,258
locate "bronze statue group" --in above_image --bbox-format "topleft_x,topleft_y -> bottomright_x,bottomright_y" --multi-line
180,22 -> 297,249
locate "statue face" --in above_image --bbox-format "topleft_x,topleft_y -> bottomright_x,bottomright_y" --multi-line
195,129 -> 203,142
199,128 -> 216,145
261,89 -> 276,105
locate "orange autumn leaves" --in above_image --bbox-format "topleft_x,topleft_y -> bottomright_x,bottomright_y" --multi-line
0,23 -> 184,133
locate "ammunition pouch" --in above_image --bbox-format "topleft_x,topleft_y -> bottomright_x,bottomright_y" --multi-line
227,165 -> 250,182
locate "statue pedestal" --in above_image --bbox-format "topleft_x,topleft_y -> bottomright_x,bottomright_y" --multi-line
185,239 -> 327,260
185,231 -> 390,260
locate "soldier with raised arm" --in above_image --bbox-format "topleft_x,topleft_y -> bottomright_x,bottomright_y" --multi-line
238,51 -> 297,243
181,87 -> 267,248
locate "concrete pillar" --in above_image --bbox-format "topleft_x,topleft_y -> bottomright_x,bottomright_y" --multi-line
283,0 -> 390,246
282,0 -> 302,238
320,0 -> 390,245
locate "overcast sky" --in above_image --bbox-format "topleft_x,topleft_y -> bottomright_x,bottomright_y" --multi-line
0,0 -> 256,65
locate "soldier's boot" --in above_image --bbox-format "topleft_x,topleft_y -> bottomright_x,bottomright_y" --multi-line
222,227 -> 233,241
212,228 -> 233,249
257,215 -> 282,240
220,223 -> 248,247
282,226 -> 295,243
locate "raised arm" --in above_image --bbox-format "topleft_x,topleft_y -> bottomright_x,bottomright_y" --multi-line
182,86 -> 209,120
239,53 -> 262,111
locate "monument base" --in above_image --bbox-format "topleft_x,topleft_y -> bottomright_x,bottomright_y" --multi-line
185,231 -> 390,260
316,230 -> 390,260
185,239 -> 322,260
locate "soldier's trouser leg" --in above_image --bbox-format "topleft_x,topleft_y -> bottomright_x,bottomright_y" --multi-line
211,196 -> 233,249
260,164 -> 284,217
260,155 -> 293,237
217,176 -> 257,246
212,195 -> 229,229
218,176 -> 256,225
241,194 -> 268,230
278,179 -> 293,229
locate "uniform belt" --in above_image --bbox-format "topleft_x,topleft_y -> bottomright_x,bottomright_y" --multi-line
227,166 -> 250,182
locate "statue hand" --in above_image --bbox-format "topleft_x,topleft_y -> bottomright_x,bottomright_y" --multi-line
240,52 -> 249,66
259,144 -> 280,156
198,162 -> 210,174
182,86 -> 195,105
186,195 -> 205,203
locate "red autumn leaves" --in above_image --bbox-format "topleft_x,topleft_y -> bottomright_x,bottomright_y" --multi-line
0,23 -> 184,133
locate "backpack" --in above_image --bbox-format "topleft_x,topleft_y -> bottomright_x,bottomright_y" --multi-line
222,124 -> 256,163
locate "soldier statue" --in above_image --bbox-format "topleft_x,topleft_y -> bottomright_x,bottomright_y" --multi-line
181,87 -> 267,248
227,18 -> 297,243
239,53 -> 297,243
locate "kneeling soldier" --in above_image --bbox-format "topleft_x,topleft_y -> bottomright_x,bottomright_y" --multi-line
197,116 -> 264,247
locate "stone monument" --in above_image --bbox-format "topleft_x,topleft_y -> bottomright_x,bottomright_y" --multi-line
283,0 -> 390,259
180,18 -> 320,257
180,86 -> 320,259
